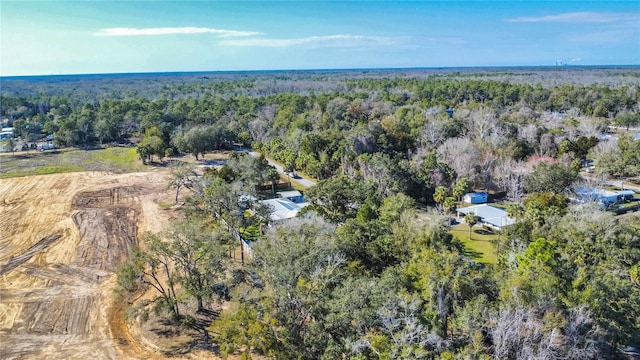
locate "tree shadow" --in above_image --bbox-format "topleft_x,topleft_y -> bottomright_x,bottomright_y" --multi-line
473,228 -> 496,236
462,247 -> 484,260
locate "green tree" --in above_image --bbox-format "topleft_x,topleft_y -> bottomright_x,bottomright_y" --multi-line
211,303 -> 276,359
306,176 -> 370,222
137,126 -> 166,164
453,177 -> 470,203
406,247 -> 487,338
465,212 -> 479,240
226,152 -> 278,192
378,193 -> 415,225
95,113 -> 123,143
614,110 -> 640,131
433,186 -> 449,213
267,167 -> 280,197
631,263 -> 640,288
523,192 -> 569,225
165,219 -> 227,311
506,203 -> 525,223
591,133 -> 640,177
116,232 -> 180,319
501,237 -> 566,306
525,162 -> 578,194
251,214 -> 345,358
3,138 -> 16,153
442,196 -> 456,216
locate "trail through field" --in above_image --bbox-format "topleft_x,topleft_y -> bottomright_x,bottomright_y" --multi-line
0,172 -> 168,359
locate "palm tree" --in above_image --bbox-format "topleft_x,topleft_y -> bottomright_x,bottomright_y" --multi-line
465,212 -> 479,240
443,196 -> 456,216
267,167 -> 280,197
434,186 -> 448,213
506,203 -> 525,223
453,177 -> 470,204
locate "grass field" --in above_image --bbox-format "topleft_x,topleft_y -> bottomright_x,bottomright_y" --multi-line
450,223 -> 499,264
0,147 -> 144,178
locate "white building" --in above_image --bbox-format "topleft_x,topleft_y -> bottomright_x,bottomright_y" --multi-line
260,198 -> 309,222
456,204 -> 515,230
0,127 -> 14,140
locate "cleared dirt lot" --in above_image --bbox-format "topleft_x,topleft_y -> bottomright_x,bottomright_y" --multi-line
0,171 -> 169,359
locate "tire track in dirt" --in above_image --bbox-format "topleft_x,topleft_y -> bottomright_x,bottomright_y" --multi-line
0,172 -> 167,360
0,234 -> 62,275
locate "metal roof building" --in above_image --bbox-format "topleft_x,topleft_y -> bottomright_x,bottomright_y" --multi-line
260,198 -> 309,222
456,204 -> 515,230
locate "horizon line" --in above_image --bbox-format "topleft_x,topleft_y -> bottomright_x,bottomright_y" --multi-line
2,64 -> 640,79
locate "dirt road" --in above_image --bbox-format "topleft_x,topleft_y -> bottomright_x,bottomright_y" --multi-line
0,171 -> 169,359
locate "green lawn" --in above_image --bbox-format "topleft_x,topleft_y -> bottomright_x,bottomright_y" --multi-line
0,147 -> 144,178
449,223 -> 499,264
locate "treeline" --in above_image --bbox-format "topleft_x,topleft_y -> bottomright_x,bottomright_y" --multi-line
2,73 -> 639,186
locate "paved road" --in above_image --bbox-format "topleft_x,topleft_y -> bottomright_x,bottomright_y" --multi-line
581,173 -> 640,192
249,151 -> 316,189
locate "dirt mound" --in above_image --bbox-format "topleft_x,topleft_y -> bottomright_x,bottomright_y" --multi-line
0,172 -> 168,359
72,185 -> 152,209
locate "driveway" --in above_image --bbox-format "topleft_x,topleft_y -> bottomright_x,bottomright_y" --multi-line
582,173 -> 640,193
249,151 -> 316,189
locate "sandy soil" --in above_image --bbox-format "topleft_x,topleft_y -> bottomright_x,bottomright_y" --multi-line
0,171 -> 172,359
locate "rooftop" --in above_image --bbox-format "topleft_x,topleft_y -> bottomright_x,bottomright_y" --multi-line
456,204 -> 515,229
277,190 -> 303,198
260,198 -> 309,221
465,192 -> 488,197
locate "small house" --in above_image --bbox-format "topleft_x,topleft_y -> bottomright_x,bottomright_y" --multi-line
463,192 -> 488,204
0,127 -> 14,140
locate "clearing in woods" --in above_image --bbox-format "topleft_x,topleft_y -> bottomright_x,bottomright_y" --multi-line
0,171 -> 171,359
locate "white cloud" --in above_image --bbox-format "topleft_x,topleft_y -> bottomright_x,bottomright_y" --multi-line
506,11 -> 638,23
571,58 -> 582,62
219,34 -> 407,48
94,27 -> 261,37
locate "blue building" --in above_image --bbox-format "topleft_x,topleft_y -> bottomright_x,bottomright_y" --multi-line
463,192 -> 488,204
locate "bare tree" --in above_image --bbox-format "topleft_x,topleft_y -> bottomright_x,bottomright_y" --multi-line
437,137 -> 479,180
577,117 -> 604,138
538,133 -> 557,157
563,307 -> 603,360
490,306 -> 603,360
517,124 -> 539,145
487,125 -> 509,149
491,307 -> 544,360
493,158 -> 526,202
418,117 -> 446,151
351,297 -> 444,359
248,118 -> 269,144
469,108 -> 497,142
168,163 -> 196,203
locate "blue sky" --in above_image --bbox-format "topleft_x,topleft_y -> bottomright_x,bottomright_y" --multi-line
1,1 -> 639,76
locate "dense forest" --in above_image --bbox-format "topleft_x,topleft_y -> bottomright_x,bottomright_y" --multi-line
2,67 -> 640,359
